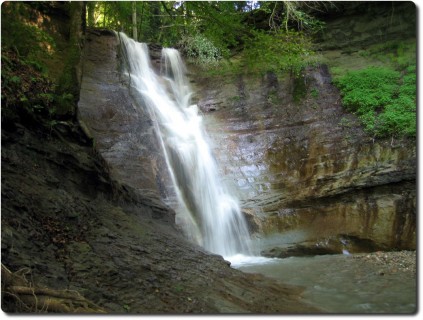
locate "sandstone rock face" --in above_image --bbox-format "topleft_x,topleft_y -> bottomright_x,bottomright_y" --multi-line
192,65 -> 416,253
187,2 -> 417,255
77,30 -> 175,218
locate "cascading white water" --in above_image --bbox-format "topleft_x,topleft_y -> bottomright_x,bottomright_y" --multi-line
118,32 -> 252,258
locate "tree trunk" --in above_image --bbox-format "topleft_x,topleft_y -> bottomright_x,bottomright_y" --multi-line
55,1 -> 84,118
87,1 -> 96,27
132,1 -> 138,41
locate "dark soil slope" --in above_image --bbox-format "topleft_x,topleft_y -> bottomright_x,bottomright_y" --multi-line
1,69 -> 319,315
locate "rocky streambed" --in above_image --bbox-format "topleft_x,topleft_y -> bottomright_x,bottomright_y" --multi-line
235,250 -> 416,313
351,250 -> 416,275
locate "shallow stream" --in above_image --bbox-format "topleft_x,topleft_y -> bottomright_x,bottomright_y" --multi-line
229,253 -> 416,313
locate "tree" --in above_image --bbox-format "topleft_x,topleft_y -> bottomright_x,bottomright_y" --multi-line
132,1 -> 137,41
86,1 -> 96,27
55,1 -> 84,115
85,1 -> 327,74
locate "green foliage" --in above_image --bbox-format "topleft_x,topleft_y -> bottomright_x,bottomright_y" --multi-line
242,29 -> 317,75
1,50 -> 57,121
123,304 -> 131,312
310,88 -> 319,98
90,1 -> 324,75
173,284 -> 184,292
336,67 -> 400,110
267,88 -> 280,104
366,40 -> 416,70
334,66 -> 416,138
267,0 -> 327,33
292,74 -> 307,103
1,2 -> 56,62
178,34 -> 225,66
181,1 -> 243,51
1,2 -> 79,121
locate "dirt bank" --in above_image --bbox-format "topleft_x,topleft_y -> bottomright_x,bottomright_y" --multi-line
1,105 -> 320,313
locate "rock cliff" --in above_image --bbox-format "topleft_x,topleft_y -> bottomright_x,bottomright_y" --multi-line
191,1 -> 416,254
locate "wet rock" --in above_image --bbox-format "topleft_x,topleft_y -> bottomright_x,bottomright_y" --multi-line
191,24 -> 416,251
78,30 -> 175,220
261,234 -> 385,258
261,244 -> 337,258
241,208 -> 262,234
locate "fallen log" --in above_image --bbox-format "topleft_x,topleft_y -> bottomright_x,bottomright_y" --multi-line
1,264 -> 106,313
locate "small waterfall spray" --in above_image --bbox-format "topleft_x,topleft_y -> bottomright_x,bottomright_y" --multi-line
118,33 -> 252,258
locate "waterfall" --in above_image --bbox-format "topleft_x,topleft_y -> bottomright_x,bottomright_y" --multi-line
118,32 -> 252,258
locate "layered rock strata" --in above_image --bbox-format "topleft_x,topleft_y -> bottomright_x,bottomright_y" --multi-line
192,65 -> 416,253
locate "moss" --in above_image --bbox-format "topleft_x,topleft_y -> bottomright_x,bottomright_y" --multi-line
327,39 -> 416,82
310,88 -> 319,99
292,75 -> 307,104
55,46 -> 80,117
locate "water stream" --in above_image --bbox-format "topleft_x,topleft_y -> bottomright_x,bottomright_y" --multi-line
118,33 -> 252,258
231,252 -> 416,313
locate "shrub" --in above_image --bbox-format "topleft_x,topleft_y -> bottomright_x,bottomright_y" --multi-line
242,29 -> 318,76
1,50 -> 54,113
178,34 -> 225,66
334,66 -> 416,138
1,2 -> 56,62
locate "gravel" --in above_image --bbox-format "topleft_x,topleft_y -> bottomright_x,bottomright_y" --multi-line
352,250 -> 416,275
